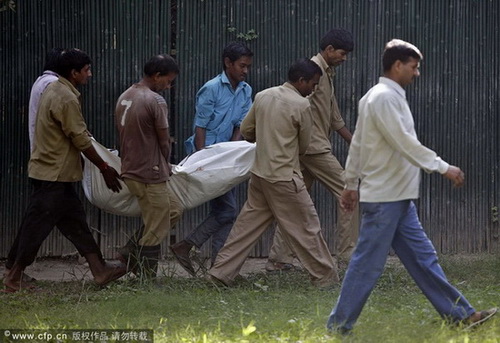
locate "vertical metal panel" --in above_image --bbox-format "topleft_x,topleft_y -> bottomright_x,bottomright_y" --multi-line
1,0 -> 499,259
0,0 -> 172,259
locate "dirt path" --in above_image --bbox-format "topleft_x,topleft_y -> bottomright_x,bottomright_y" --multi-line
0,257 -> 278,282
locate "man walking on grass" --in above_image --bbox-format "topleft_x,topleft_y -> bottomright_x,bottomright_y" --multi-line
170,42 -> 253,274
115,54 -> 180,278
326,39 -> 497,334
208,58 -> 338,288
3,49 -> 126,292
267,28 -> 359,272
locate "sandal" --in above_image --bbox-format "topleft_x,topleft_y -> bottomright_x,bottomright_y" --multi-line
169,245 -> 196,276
464,308 -> 498,330
265,261 -> 295,272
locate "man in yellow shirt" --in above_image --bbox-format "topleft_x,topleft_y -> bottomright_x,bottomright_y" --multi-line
268,28 -> 359,271
3,49 -> 125,292
208,59 -> 338,288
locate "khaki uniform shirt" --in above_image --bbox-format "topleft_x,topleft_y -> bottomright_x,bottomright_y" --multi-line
28,77 -> 92,182
241,82 -> 312,182
305,53 -> 345,155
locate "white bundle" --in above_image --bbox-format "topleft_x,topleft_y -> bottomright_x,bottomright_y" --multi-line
82,139 -> 255,217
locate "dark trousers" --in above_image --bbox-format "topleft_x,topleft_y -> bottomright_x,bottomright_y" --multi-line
186,187 -> 237,262
7,179 -> 101,268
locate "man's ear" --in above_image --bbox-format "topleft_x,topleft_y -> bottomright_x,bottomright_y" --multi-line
223,57 -> 232,69
68,68 -> 78,80
393,60 -> 405,74
325,45 -> 335,53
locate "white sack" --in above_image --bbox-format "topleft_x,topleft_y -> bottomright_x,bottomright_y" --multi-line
82,139 -> 255,217
82,139 -> 142,217
170,141 -> 256,209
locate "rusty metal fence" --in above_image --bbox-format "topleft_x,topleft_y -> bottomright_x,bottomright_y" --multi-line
1,0 -> 499,259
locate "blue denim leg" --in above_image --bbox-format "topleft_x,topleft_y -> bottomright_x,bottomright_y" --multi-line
327,201 -> 404,332
186,187 -> 237,259
392,201 -> 475,321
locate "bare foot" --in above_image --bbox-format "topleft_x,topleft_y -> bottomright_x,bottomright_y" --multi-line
93,262 -> 127,286
3,276 -> 36,293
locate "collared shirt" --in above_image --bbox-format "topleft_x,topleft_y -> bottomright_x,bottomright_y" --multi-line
305,53 -> 346,155
345,77 -> 449,202
241,82 -> 312,182
184,71 -> 252,154
28,70 -> 59,152
115,83 -> 171,183
28,77 -> 92,182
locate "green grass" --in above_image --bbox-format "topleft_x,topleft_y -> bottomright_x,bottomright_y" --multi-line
1,254 -> 499,342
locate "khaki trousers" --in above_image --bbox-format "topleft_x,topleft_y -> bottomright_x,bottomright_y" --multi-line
209,174 -> 338,287
269,153 -> 359,263
124,178 -> 173,246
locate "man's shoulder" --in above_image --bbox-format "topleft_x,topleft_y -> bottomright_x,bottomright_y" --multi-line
33,73 -> 58,87
45,80 -> 76,101
311,54 -> 327,70
120,84 -> 164,103
202,74 -> 224,88
369,82 -> 396,98
362,82 -> 399,107
258,85 -> 308,107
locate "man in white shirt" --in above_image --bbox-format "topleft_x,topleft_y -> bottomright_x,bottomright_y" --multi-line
327,39 -> 497,333
28,48 -> 65,152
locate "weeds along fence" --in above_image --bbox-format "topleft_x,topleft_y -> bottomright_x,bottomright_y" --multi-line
1,0 -> 499,259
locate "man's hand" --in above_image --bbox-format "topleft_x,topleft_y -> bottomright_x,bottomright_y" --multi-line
444,165 -> 465,188
340,189 -> 358,212
100,165 -> 122,193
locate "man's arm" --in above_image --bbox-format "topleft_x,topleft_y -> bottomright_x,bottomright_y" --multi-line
298,106 -> 312,155
230,127 -> 242,141
336,125 -> 353,144
340,189 -> 358,212
443,165 -> 465,187
156,126 -> 172,175
194,126 -> 207,151
81,145 -> 122,193
373,97 -> 449,175
232,87 -> 253,142
240,102 -> 257,143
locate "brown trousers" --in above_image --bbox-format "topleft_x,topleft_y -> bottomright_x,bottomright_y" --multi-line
269,153 -> 359,263
124,179 -> 183,246
209,174 -> 338,287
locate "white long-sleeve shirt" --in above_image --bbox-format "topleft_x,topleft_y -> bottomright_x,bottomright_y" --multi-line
345,77 -> 449,202
29,71 -> 59,152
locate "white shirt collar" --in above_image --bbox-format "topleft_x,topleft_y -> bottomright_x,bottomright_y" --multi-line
379,76 -> 406,99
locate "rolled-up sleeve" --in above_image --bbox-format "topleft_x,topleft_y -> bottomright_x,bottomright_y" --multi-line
58,99 -> 92,151
193,86 -> 216,128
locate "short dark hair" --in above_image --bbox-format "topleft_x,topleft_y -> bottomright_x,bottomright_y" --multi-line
288,58 -> 323,82
143,54 -> 179,77
222,42 -> 253,70
57,49 -> 92,78
382,39 -> 423,71
43,48 -> 65,72
320,28 -> 354,51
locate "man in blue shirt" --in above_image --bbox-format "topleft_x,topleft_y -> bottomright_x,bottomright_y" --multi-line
170,42 -> 253,275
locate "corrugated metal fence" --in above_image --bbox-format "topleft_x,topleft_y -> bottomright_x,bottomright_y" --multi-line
1,0 -> 499,259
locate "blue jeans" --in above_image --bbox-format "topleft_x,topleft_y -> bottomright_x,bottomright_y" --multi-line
327,200 -> 475,332
186,188 -> 237,262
